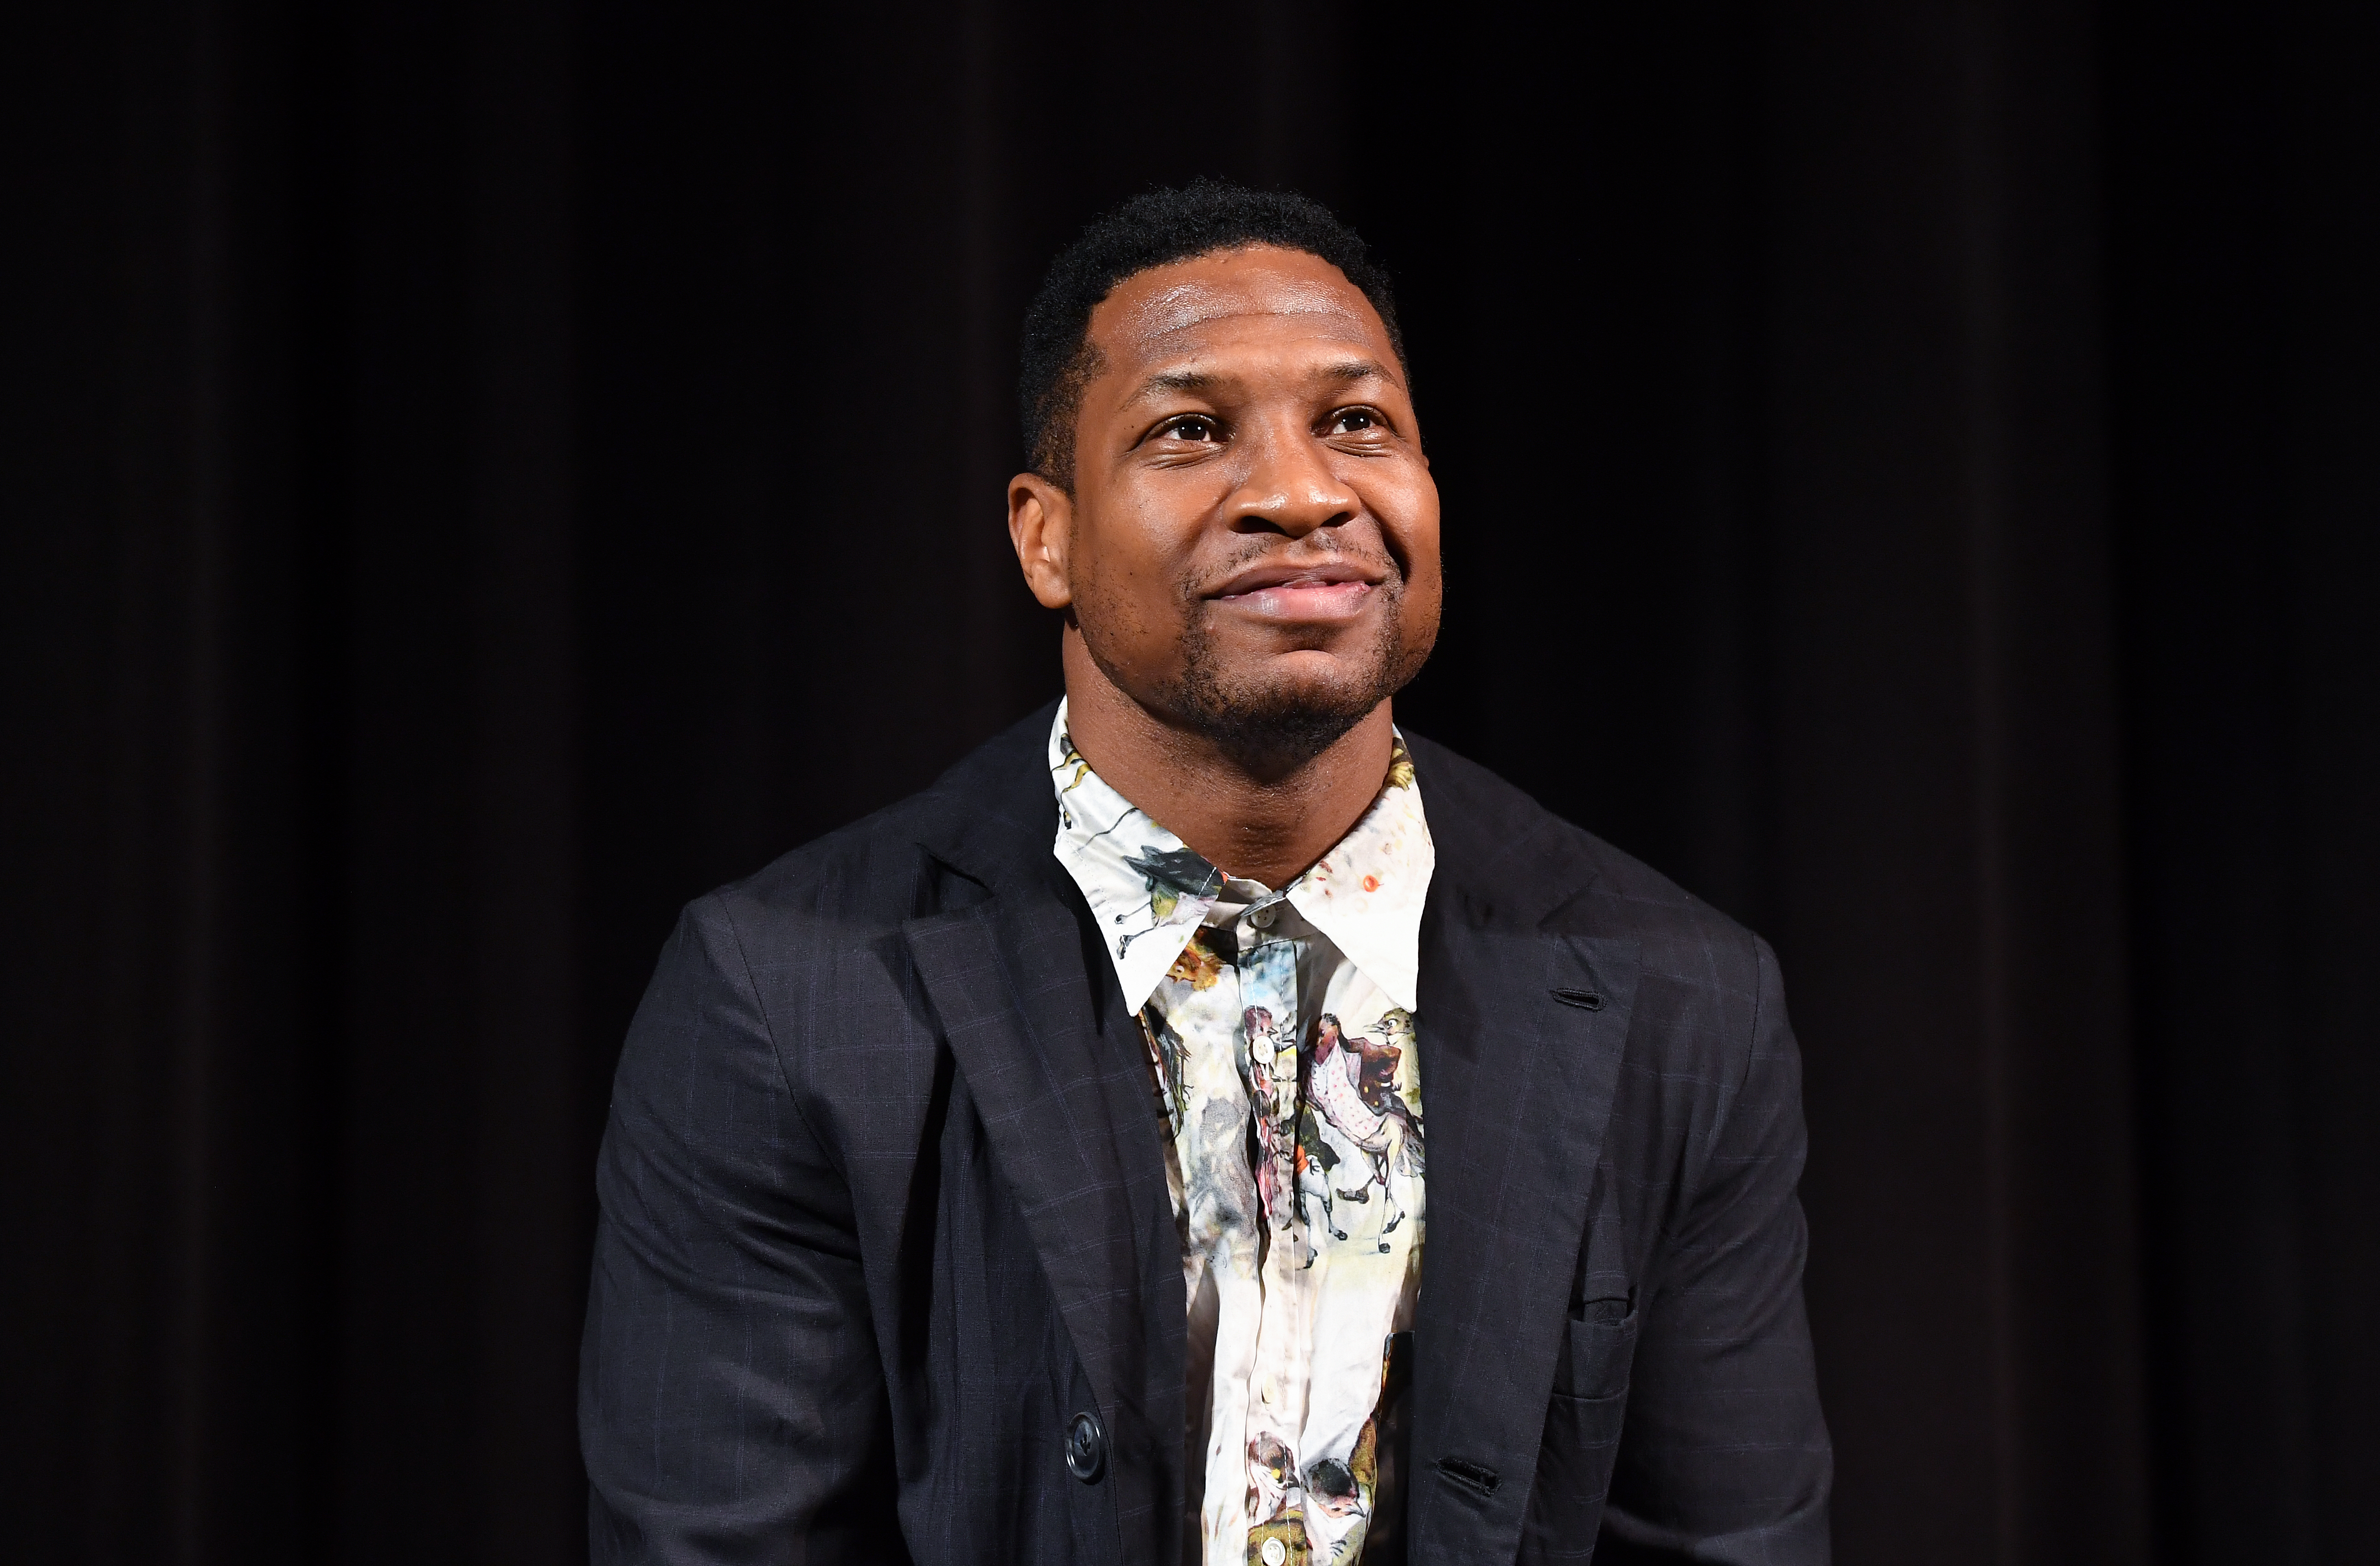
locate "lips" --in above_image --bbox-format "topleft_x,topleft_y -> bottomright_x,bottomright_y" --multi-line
1207,556 -> 1388,624
1211,558 -> 1380,596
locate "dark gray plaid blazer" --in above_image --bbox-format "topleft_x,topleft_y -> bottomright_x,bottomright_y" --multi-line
580,704 -> 1831,1564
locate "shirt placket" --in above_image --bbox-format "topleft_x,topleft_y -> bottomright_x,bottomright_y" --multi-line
1234,910 -> 1319,1551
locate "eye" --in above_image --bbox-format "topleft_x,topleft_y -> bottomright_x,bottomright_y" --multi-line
1327,407 -> 1385,436
1157,414 -> 1220,442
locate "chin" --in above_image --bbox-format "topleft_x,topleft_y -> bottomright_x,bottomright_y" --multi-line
1247,657 -> 1386,714
1084,599 -> 1431,769
1171,652 -> 1400,772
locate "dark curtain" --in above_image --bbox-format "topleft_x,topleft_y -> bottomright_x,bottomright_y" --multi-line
6,1 -> 2374,1562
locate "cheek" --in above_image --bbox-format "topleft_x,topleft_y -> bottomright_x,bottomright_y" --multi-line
1073,499 -> 1201,653
1377,468 -> 1443,589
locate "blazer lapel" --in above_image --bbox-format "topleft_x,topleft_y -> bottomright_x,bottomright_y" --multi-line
1406,910 -> 1642,1562
897,704 -> 1187,1553
904,887 -> 1152,1410
903,853 -> 1185,1558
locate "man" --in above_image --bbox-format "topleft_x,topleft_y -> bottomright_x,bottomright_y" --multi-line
580,182 -> 1831,1564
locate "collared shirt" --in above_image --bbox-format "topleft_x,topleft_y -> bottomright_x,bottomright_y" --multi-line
1048,701 -> 1433,1566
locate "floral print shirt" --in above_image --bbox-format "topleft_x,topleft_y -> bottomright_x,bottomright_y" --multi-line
1048,702 -> 1433,1566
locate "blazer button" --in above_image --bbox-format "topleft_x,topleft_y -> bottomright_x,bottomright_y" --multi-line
1064,1411 -> 1106,1483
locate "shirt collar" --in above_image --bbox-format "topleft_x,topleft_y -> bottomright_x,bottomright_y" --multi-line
1048,699 -> 1435,1013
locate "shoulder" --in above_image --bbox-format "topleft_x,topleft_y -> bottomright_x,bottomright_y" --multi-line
682,788 -> 1029,1039
1405,732 -> 1770,1010
694,702 -> 1058,953
706,791 -> 971,936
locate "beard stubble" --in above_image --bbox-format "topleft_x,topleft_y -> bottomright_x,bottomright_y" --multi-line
1154,548 -> 1434,775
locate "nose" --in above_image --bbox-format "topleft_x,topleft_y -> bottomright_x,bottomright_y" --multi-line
1225,418 -> 1357,539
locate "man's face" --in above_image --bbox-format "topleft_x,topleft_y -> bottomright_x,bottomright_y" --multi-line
1010,245 -> 1441,762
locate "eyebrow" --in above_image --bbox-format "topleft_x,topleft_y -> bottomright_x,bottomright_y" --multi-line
1133,368 -> 1225,400
1127,359 -> 1396,403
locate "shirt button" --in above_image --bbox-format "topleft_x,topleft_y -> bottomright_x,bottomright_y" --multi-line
1263,1538 -> 1288,1565
1063,1410 -> 1105,1483
1248,903 -> 1278,930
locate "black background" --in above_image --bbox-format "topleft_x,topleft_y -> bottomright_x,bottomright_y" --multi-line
6,0 -> 2375,1561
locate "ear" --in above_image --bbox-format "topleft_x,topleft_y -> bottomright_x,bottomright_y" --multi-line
1008,471 -> 1076,610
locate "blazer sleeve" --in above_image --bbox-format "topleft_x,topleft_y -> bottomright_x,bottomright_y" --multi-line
580,895 -> 899,1565
1597,935 -> 1833,1564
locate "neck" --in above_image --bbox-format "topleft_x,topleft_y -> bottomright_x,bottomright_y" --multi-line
1060,634 -> 1393,890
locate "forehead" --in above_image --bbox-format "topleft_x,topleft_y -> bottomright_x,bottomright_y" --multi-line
1085,245 -> 1395,377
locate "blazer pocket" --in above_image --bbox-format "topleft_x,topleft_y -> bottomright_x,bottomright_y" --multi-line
1552,1303 -> 1640,1403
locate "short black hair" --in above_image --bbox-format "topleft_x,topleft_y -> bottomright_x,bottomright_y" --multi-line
1016,179 -> 1405,486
